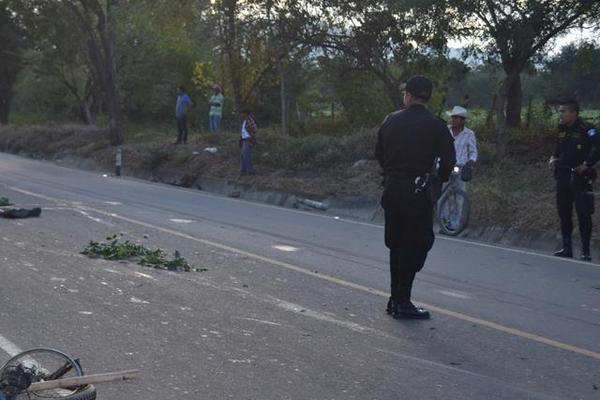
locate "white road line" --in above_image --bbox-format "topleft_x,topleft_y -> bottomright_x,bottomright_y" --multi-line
272,245 -> 299,252
133,271 -> 158,281
439,290 -> 472,300
236,317 -> 283,327
170,219 -> 193,224
0,333 -> 23,357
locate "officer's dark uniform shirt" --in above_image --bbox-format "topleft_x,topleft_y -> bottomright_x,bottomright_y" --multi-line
554,118 -> 600,168
375,104 -> 455,182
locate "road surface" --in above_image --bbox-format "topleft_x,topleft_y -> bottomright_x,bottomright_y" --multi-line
0,153 -> 598,399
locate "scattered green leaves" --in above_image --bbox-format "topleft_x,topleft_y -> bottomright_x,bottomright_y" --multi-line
82,234 -> 206,272
0,197 -> 12,207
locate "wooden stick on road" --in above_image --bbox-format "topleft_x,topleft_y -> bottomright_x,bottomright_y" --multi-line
28,370 -> 139,392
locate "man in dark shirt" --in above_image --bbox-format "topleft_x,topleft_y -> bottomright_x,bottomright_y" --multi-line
375,76 -> 455,319
549,99 -> 600,261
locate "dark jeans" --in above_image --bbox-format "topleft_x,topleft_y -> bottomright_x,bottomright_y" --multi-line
240,139 -> 255,175
556,170 -> 594,252
176,115 -> 188,144
382,179 -> 435,303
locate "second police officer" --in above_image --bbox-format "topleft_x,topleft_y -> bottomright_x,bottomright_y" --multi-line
375,76 -> 456,319
550,99 -> 600,261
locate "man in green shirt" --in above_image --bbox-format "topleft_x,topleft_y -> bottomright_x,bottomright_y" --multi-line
209,84 -> 224,132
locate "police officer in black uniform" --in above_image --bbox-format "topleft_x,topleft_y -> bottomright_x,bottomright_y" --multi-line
375,76 -> 455,319
550,99 -> 600,261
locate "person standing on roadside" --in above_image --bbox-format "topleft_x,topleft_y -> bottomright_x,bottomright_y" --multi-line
375,76 -> 455,320
175,86 -> 192,144
209,84 -> 224,133
239,108 -> 257,176
439,105 -> 478,230
549,99 -> 600,261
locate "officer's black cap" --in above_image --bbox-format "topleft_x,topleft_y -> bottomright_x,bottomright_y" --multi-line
402,75 -> 433,101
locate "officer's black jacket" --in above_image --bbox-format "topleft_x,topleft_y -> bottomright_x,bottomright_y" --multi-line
375,104 -> 456,182
554,118 -> 600,168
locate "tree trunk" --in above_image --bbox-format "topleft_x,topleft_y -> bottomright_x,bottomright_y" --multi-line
505,72 -> 522,127
81,99 -> 95,125
495,82 -> 509,160
278,58 -> 288,135
0,96 -> 10,125
104,0 -> 123,146
485,94 -> 497,129
382,78 -> 403,110
526,95 -> 533,128
222,0 -> 243,109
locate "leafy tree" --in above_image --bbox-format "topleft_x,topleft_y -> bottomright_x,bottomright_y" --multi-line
543,41 -> 600,107
317,0 -> 449,109
448,0 -> 600,138
0,1 -> 27,125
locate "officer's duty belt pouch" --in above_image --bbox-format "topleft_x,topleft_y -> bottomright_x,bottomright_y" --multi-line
418,175 -> 440,202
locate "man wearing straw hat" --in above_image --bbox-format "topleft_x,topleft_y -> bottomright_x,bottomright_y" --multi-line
447,105 -> 478,175
439,106 -> 478,230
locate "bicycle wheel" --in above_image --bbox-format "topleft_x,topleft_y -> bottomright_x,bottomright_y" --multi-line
437,189 -> 470,236
0,348 -> 96,400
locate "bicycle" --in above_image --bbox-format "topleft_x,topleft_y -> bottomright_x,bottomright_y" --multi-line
437,167 -> 471,236
0,347 -> 137,400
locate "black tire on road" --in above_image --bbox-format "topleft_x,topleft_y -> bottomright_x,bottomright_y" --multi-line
437,189 -> 470,236
28,385 -> 97,400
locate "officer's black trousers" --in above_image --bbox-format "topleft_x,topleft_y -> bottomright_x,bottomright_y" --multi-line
556,172 -> 593,253
382,180 -> 435,304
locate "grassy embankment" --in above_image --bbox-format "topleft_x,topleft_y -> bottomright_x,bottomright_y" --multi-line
1,109 -> 599,236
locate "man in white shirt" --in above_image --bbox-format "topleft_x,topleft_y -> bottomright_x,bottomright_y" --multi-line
448,105 -> 478,172
439,106 -> 478,230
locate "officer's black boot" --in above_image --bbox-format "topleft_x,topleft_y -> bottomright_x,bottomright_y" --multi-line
386,297 -> 394,315
579,216 -> 592,261
581,243 -> 592,262
392,275 -> 430,320
554,238 -> 573,258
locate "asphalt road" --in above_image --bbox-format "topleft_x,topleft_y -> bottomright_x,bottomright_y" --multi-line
0,152 -> 598,400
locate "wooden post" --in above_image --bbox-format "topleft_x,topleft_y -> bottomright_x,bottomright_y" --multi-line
28,370 -> 139,392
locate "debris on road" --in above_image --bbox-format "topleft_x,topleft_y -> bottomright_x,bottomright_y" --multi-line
0,347 -> 138,400
0,207 -> 42,219
352,159 -> 368,168
81,234 -> 207,272
204,147 -> 218,154
294,198 -> 329,211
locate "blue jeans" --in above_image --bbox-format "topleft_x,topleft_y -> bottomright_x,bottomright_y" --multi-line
209,115 -> 221,132
240,140 -> 255,175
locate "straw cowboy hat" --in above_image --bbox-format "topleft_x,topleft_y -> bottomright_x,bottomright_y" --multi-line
447,105 -> 469,119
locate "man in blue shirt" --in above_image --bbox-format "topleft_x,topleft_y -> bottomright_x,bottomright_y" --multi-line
175,86 -> 192,144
